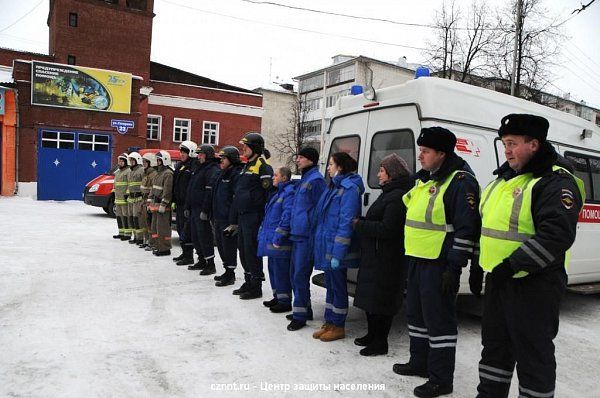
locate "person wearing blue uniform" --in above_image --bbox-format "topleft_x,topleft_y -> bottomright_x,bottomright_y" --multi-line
393,127 -> 481,398
309,152 -> 364,341
258,166 -> 295,313
212,146 -> 243,287
285,147 -> 327,331
185,144 -> 221,275
232,132 -> 274,300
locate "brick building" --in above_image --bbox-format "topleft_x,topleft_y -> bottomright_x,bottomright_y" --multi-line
0,0 -> 262,200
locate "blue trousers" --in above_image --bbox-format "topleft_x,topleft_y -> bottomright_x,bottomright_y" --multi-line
268,257 -> 292,305
406,258 -> 458,386
291,238 -> 313,321
324,268 -> 348,327
190,209 -> 214,260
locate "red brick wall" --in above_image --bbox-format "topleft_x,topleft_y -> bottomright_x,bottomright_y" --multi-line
151,81 -> 263,107
0,48 -> 53,67
48,0 -> 154,82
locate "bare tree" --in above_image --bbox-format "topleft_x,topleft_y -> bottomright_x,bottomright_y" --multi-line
271,94 -> 312,171
425,0 -> 460,79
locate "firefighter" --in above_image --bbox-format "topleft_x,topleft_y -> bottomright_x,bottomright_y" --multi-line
212,146 -> 243,287
139,152 -> 157,249
148,150 -> 174,256
393,127 -> 481,398
172,140 -> 198,265
113,152 -> 131,241
285,147 -> 326,330
232,132 -> 274,300
127,152 -> 145,245
257,166 -> 295,313
474,114 -> 584,398
185,144 -> 221,274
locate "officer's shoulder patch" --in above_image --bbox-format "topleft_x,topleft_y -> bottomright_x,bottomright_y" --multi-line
465,192 -> 476,210
560,188 -> 575,209
457,172 -> 465,180
261,178 -> 271,189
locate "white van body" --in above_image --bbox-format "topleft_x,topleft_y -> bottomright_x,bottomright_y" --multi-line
322,77 -> 600,293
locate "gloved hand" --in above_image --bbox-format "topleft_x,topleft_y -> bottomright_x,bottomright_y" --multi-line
158,203 -> 166,214
200,212 -> 209,221
469,264 -> 484,298
490,259 -> 515,288
183,209 -> 190,218
330,257 -> 340,270
171,203 -> 176,211
223,225 -> 238,237
441,268 -> 461,296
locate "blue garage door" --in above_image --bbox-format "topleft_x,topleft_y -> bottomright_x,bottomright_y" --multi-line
38,129 -> 111,200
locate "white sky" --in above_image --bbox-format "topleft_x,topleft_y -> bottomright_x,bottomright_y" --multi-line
1,0 -> 599,107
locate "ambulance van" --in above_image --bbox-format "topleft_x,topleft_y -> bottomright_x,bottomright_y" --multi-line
321,77 -> 600,294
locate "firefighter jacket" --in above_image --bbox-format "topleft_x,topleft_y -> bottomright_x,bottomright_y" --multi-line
150,165 -> 174,206
114,166 -> 130,205
140,167 -> 158,200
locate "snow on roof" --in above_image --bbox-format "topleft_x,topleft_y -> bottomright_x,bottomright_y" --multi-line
0,65 -> 13,84
254,82 -> 296,94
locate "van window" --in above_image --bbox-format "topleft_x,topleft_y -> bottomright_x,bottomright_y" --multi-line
326,135 -> 360,182
367,130 -> 415,188
565,152 -> 595,201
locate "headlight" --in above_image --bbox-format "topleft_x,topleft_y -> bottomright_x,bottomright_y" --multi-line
89,184 -> 100,193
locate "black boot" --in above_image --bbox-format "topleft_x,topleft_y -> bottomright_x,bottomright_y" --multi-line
176,246 -> 194,266
188,256 -> 207,270
215,269 -> 235,287
355,313 -> 374,347
263,297 -> 278,307
270,302 -> 292,313
414,381 -> 453,398
233,281 -> 251,296
199,258 -> 216,275
172,251 -> 185,262
153,249 -> 171,257
360,314 -> 391,356
392,363 -> 428,378
240,281 -> 262,300
287,319 -> 306,331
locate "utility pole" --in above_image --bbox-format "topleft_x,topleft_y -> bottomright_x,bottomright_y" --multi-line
510,0 -> 523,96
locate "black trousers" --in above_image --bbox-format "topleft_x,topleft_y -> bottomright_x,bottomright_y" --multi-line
365,312 -> 394,348
238,212 -> 264,284
406,258 -> 458,386
476,269 -> 566,398
190,209 -> 215,260
214,220 -> 237,271
175,206 -> 192,247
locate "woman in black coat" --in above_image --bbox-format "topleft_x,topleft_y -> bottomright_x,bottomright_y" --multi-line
352,153 -> 413,356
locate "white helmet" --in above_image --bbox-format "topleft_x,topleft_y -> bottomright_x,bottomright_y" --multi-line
142,152 -> 157,167
179,140 -> 198,158
156,150 -> 172,167
128,152 -> 143,166
117,152 -> 128,165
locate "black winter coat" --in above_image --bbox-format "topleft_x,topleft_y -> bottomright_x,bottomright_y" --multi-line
353,175 -> 414,316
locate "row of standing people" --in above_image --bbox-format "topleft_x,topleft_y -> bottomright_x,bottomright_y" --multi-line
112,114 -> 585,398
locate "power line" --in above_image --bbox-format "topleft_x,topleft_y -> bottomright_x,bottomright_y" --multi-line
0,0 -> 44,34
160,0 -> 428,51
240,0 -> 506,32
570,42 -> 600,70
562,47 -> 600,87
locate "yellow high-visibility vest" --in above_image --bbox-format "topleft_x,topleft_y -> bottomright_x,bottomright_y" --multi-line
403,170 -> 468,259
479,166 -> 585,277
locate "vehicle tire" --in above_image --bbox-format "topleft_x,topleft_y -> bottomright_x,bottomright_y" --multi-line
105,195 -> 116,218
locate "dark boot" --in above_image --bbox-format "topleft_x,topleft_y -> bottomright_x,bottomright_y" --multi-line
270,302 -> 292,313
153,249 -> 171,257
187,256 -> 207,270
355,313 -> 374,347
176,246 -> 194,266
233,280 -> 251,296
360,314 -> 391,356
172,250 -> 185,262
414,381 -> 453,398
113,216 -> 123,239
392,363 -> 428,378
287,319 -> 306,331
263,298 -> 278,307
215,269 -> 235,287
199,258 -> 216,275
286,309 -> 313,321
239,281 -> 262,300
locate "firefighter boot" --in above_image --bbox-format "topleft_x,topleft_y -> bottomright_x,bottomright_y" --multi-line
239,280 -> 262,300
215,269 -> 235,287
187,256 -> 207,270
199,258 -> 216,276
176,246 -> 194,266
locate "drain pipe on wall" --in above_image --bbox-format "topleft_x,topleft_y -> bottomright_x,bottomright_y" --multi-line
14,88 -> 19,195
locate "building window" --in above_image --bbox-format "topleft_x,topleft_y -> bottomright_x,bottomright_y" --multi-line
147,115 -> 161,141
69,12 -> 78,27
41,130 -> 75,149
173,118 -> 191,142
301,120 -> 322,137
78,133 -> 110,152
126,0 -> 147,10
327,65 -> 355,86
299,74 -> 324,94
202,121 -> 219,145
304,97 -> 321,112
67,55 -> 76,65
326,89 -> 350,108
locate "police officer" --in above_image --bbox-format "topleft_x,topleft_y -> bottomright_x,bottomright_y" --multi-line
113,153 -> 131,241
127,152 -> 145,245
139,152 -> 157,249
258,166 -> 295,313
285,147 -> 326,330
474,114 -> 584,398
394,127 -> 481,398
149,150 -> 174,256
213,146 -> 243,287
232,132 -> 274,300
184,144 -> 221,274
172,140 -> 198,265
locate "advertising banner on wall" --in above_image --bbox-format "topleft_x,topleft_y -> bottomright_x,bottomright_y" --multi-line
31,61 -> 132,114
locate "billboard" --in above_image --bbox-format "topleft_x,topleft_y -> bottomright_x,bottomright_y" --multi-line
31,61 -> 132,114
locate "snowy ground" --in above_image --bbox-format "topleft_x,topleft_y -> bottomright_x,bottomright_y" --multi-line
1,197 -> 599,398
